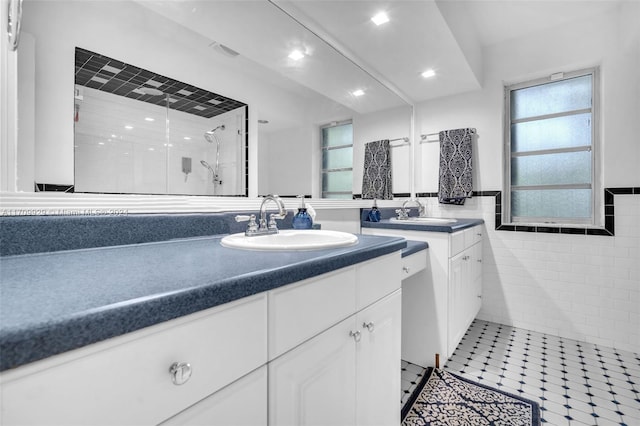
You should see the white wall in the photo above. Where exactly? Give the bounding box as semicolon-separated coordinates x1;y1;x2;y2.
353;105;413;196
260;125;314;196
415;6;640;353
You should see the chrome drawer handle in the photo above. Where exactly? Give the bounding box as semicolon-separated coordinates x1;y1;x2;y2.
363;322;375;332
349;330;362;342
169;362;192;385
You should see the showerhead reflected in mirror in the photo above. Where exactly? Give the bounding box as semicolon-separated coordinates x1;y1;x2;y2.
73;48;248;196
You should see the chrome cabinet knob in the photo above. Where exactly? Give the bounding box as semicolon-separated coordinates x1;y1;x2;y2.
169;362;192;385
349;330;362;342
402;266;410;274
363;322;375;332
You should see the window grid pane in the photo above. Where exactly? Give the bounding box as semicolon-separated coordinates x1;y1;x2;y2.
322;146;353;171
322;123;353;148
510;74;592;120
511;151;592;187
511;112;592;153
511;189;592;219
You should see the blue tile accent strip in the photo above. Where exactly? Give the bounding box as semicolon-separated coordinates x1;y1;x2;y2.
0;233;406;371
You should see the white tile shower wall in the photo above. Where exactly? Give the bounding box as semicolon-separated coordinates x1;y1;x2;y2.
422;195;640;354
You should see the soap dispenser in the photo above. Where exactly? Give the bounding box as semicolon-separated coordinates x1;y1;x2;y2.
367;199;381;222
292;195;313;229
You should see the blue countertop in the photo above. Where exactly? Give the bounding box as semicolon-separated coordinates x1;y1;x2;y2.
0;233;406;372
362;217;484;232
360;208;484;233
402;240;429;257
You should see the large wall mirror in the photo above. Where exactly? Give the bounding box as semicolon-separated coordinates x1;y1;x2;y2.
15;0;411;200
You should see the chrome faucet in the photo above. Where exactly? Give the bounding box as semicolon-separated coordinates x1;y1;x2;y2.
236;194;288;236
395;198;427;220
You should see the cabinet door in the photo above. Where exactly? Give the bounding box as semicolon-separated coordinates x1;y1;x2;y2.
470;242;483;317
159;366;267;426
356;290;402;426
447;252;466;356
269;316;357;426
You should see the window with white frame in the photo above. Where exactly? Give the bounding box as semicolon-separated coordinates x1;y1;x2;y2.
321;120;353;199
504;68;598;225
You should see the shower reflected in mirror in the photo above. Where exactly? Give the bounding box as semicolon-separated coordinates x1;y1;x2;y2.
73;48;248;196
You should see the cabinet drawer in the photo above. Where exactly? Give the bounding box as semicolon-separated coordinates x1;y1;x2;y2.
1;295;267;426
401;250;427;280
464;225;483;247
268;267;356;360
356;252;401;310
450;230;465;257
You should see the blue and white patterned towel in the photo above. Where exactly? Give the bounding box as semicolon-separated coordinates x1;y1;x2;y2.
438;128;474;205
362;139;392;200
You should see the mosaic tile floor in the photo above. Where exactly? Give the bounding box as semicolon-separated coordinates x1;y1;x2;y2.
401;319;640;425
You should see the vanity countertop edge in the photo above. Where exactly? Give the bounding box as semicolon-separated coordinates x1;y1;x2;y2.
362;218;485;232
0;233;406;372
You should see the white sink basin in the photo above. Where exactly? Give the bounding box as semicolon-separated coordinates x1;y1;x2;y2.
390;217;458;224
221;229;359;251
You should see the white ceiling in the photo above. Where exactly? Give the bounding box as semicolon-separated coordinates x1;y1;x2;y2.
281;0;623;104
139;0;623;111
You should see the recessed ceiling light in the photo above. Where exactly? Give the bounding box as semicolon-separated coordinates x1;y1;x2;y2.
288;50;305;61
371;12;389;26
184;136;192;140
90;76;109;84
352;89;365;97
144;117;155;122
124;125;133;130
421;69;436;78
98;142;105;145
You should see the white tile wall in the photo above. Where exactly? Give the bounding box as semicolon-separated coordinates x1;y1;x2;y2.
422;194;640;354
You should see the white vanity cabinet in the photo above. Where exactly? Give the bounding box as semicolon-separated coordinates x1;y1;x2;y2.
447;226;483;355
0;252;402;426
268;253;402;426
362;224;483;367
0;294;268;426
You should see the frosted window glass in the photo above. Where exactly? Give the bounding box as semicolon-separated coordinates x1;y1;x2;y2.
322;123;353;148
322;170;352;192
511;151;591;186
511;75;592;120
511;189;592;219
323;147;353;170
511;113;591;153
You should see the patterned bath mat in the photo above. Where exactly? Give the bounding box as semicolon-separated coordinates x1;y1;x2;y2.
402;368;541;426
